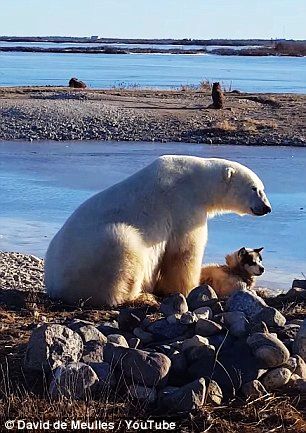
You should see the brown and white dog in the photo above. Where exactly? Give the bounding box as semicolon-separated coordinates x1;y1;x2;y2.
200;247;264;298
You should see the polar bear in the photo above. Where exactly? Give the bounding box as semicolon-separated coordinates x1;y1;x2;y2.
45;156;271;307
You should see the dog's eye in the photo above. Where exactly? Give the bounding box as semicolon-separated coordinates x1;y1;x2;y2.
252;187;257;191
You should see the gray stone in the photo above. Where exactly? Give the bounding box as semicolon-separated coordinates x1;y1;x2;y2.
261;367;292;390
82;341;104;363
285;286;306;301
247;332;290;368
241;380;268;399
133;327;154;344
278;324;300;341
293;355;306;379
185;344;215;364
107;334;129;347
160;293;188;316
181;335;209;352
128;385;157;403
118;308;146;332
187;285;218;311
97;321;120;336
293;319;306;361
252;307;286;328
24;324;83;372
49;362;98;399
90;361;116;388
226;289;267;318
193;306;212;319
128;337;140;349
216;312;249;337
295;378;306;393
147;319;188;340
104;344;171;387
166;314;182;324
69;322;107;344
206;380;223;405
180;311;198;325
195;319;223;337
292;279;306;290
158;378;206;413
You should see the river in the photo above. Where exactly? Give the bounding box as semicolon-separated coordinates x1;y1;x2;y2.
0;51;306;93
0;141;305;291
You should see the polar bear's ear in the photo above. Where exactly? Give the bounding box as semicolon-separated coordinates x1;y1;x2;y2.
224;167;236;182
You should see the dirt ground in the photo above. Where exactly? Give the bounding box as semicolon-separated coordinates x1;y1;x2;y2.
0;86;305;145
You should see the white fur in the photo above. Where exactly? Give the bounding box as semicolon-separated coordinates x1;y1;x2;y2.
45;155;271;306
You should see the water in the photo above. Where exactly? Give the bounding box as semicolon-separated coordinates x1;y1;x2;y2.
0;141;305;291
0;51;305;93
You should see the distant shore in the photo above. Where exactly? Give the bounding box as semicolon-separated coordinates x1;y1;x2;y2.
0;86;305;146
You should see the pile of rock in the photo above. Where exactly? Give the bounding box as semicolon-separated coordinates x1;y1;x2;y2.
24;284;306;413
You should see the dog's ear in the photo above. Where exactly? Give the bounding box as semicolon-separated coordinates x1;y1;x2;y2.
238;247;247;257
254;247;264;253
223;167;236;183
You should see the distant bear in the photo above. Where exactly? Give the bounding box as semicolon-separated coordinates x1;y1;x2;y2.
212;82;224;109
68;77;87;89
45;156;271;307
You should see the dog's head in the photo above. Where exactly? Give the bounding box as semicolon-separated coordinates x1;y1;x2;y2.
226;247;265;276
237;247;264;276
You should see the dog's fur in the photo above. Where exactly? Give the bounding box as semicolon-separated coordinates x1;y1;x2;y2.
200;247;264;298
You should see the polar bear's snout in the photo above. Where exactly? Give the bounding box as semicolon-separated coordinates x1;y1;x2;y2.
250;189;272;216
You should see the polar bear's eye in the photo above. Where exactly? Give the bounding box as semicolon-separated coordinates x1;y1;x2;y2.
252;187;257;191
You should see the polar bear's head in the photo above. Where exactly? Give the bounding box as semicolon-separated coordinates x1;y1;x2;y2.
208;159;272;217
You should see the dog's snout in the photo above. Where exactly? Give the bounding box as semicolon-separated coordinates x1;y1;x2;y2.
259;266;265;275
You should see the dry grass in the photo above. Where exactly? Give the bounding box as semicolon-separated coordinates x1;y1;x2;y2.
241;118;278;133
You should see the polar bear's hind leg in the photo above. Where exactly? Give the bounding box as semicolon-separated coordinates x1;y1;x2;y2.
97;223;146;306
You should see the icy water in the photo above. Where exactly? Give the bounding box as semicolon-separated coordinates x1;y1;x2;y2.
0;51;306;93
0;141;305;291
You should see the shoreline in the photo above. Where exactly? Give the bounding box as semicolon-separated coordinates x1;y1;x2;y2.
0;86;305;146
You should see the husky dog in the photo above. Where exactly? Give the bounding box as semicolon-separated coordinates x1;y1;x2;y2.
200;247;264;298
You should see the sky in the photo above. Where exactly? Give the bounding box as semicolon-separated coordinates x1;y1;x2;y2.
1;0;305;40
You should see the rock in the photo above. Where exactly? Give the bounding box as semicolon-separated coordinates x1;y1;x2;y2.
261;367;292;390
181;335;209;352
293;319;306;361
206;380;223;405
24;324;83;372
195;319;223;337
247;332;290;368
128;337;140;349
97;321;120;336
107;334;129;347
90;361;116;388
226;289;266;318
166;314;182;324
241;380;268;399
187;285;218;311
70;323;107;344
295;378;306;393
133;327;154;344
188;337;264;397
216;312;249;337
158;378;206;413
292;279;306;290
180;311;198;324
160;293;188;316
82;341;104;363
0;289;26;310
185;344;215;364
147;319;188;340
103;344;171;387
291;355;306;379
285;286;306;301
193;306;212;319
128;385;157;403
69;77;87;89
168;351;188;386
252;307;286;328
49;362;98;399
118;308;147;332
278;324;300;341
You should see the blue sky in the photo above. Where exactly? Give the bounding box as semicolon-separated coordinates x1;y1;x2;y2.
1;0;305;39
